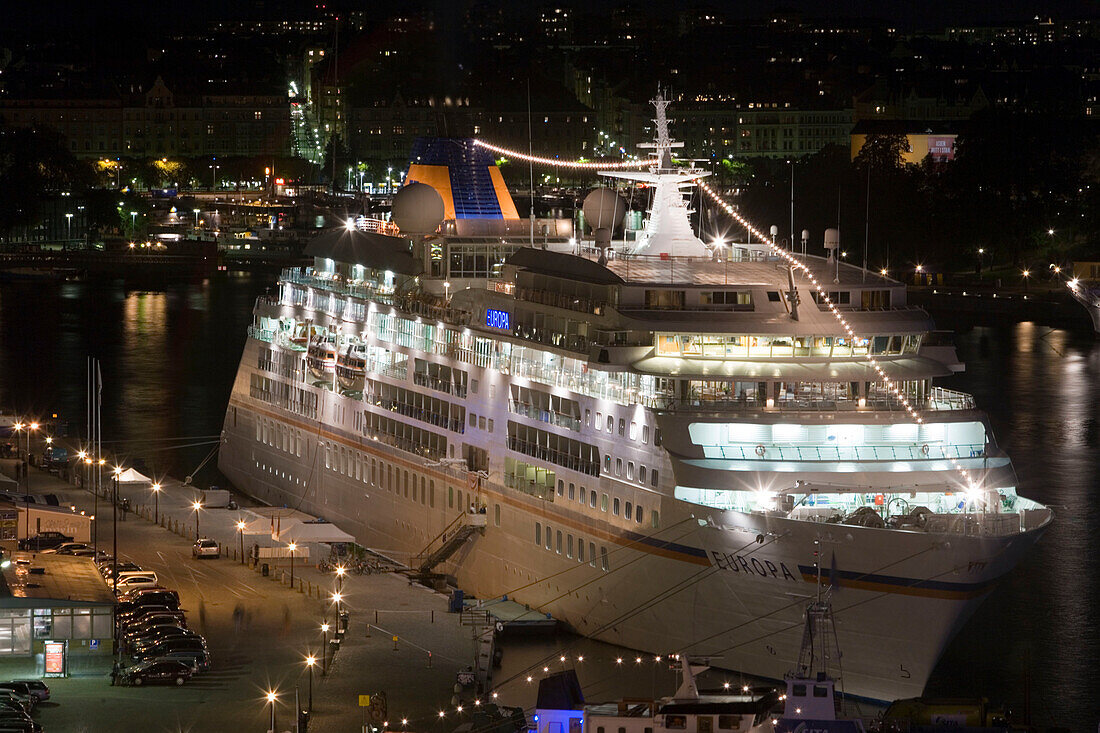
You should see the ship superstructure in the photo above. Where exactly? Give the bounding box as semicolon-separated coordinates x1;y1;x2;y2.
219;100;1051;703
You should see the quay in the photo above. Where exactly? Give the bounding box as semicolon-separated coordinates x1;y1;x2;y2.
0;453;505;732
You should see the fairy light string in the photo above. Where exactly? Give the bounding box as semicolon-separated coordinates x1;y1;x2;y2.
472;140;650;170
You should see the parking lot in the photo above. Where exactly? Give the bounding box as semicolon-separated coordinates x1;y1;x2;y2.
0;464;479;732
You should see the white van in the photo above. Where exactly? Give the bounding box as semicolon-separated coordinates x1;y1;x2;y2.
116;570;158;583
113;575;159;593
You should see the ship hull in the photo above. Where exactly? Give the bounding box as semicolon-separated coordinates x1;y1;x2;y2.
219;340;1047;702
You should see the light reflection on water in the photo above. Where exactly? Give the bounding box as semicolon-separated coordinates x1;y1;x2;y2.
0;281;1095;725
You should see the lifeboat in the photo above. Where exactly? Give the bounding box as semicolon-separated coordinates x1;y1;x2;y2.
336;343;367;393
307;334;337;379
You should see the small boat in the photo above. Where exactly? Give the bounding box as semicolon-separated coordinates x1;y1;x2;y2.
307;333;337;379
336;343;367;393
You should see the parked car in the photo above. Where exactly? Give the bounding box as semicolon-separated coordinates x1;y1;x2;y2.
0;686;35;711
17;532;73;551
191;538;220;559
6;681;47;703
117;598;181;620
157;649;211;673
115;570;158;583
117;588;180;607
132;636;208;662
100;561;141;578
41;542;90;555
122;616;186;641
0;711;40;733
130;627;201;653
118;660;193;687
112;575;159;594
0;696;29;716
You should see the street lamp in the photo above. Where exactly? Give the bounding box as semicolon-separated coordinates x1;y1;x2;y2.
129;211;137;235
237;520;246;564
305;655;316;711
112;465;123;595
320;622;330;675
65;213;73;242
266;690;278;733
191;501;202;540
332;591;343;620
335;565;345;595
151;483;161;525
14;421;37;540
193;208;201;229
288;542;297;587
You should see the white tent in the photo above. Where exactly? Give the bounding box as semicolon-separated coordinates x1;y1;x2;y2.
274;521;355;544
116;467;153;486
237;512;279;536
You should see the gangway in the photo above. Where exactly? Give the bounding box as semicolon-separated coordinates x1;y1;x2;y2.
413;510;487;574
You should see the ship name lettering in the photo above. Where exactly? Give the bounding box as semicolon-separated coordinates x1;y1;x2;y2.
710;551;797;582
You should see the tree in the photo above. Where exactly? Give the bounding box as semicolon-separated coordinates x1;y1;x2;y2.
0;124;92;237
855;133;910;172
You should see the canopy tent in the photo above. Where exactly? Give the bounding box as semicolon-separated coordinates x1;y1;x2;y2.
237;513;280;536
116;467;153;486
274;521;355;544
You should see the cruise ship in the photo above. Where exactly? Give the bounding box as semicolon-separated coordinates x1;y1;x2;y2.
218;99;1052;702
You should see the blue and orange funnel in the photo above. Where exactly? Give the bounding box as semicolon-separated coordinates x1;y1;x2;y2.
405;138;519;221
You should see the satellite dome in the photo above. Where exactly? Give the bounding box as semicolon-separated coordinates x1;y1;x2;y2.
582;188;626;234
392;182;445;235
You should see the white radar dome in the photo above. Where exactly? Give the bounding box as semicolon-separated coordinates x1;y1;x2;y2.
392;182;445;235
582;188;627;233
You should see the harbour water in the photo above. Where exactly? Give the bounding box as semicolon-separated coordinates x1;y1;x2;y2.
0;273;1095;727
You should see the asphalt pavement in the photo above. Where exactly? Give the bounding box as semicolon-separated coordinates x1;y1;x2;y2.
2;464;479;733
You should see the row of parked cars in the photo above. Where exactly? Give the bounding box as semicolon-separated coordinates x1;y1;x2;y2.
0;680;48;732
98;558;210;686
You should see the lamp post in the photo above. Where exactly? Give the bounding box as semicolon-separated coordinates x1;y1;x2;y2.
210;157;218;191
237;520;246;564
77;450;87;490
129;211;137;236
335;565;345;595
1022;268;1031;293
96;458;105;552
305;655;316;711
65;213;73;242
191;501;202;540
151;483;160;525
193;208;201;229
320;622;330;675
14;421;38;540
288;542;297;587
266;690;277;733
112;466;122;595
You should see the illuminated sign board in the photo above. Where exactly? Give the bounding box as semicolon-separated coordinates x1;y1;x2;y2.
928;136;956;161
44;641;65;676
486;309;510;331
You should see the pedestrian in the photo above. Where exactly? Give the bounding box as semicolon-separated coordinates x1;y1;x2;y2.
110;660;120;686
233;604;244;634
198;599;207;633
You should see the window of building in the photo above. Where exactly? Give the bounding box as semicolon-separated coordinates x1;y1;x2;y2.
494;504;501;526
615;458;622;476
625;501;633;519
639;466;647;484
613;498;620;516
535;522;542;545
558;480;564;497
568;483;575;500
636;505;643;523
651;469;659;488
567;535;573;558
618;419;625;437
630;421;638;440
600;546;609;571
589;542;597;567
606;415;614;433
600;493;608;512
627;462;634;480
556;530;562;554
589;490;597;508
577;540;585;562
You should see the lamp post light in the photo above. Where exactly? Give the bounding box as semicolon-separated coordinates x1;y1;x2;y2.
14;421;38;540
266;690;278;733
65;213;73;242
237;520;246;564
1022;268;1031;293
77;450;87;489
191;501;202;539
129;211;137;236
151;483;160;525
193;208;201;229
334;565;345;595
210;157;218;191
96;458;104;551
332;591;343;621
112;466;123;594
320;622;330;675
288;542;297;587
305;655;316;711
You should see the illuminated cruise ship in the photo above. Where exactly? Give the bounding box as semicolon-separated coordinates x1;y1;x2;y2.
219;99;1051;702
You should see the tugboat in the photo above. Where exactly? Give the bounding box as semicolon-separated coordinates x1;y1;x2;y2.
772;595;867;733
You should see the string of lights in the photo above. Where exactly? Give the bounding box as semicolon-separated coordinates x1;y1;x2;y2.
472;140;650;169
694;178;982;493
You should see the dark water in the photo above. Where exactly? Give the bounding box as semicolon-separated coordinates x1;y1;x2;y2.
1;276;1096;728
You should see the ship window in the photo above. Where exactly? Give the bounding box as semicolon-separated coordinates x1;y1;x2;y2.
371;459;376;486
767;291;781;302
469;413;476;427
545;525;552;550
629;421;638;440
585;410;591;427
613;498;620;516
421;477;427;503
535;522;541;545
495;504;500;526
615;458;622;476
639;466;647;484
618;419;625;436
487;419;494;433
600;546;609;571
429;481;435;508
449;486;454;508
600;494;608;512
643;425;650;443
589;490;596;508
471;379;478;394
654;428;662;446
651;469;659;487
403;471;409;498
627;462;634;480
589;542;596;566
604;455;611;472
606;415;614;433
596;411;602;427
813;686;829;697
636;505;643;523
698;718;712;733
557;480;564;496
479;417;486;430
625;501;633;518
718;717;738;730
792;684;807;696
567;535;573;558
556;530;562;553
577;540;585;562
568;483;575;500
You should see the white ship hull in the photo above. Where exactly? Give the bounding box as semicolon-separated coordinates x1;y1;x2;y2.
219;335;1047;702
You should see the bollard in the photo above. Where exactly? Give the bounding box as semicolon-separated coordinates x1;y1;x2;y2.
393;635;399;651
427;651;432;668
431;610;434;624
